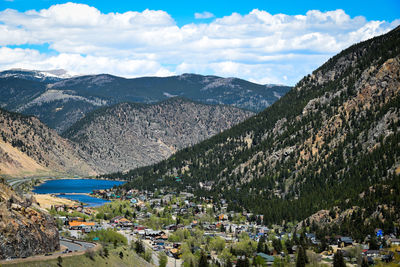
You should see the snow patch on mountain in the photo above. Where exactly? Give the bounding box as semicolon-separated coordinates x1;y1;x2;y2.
163;92;178;98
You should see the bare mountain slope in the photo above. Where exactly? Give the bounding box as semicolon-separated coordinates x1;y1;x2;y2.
0;108;96;177
63;98;254;173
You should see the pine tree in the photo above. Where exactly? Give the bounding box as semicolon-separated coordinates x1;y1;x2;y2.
257;235;265;253
333;250;346;267
361;257;368;267
296;246;307;267
199;250;208;267
135;239;145;254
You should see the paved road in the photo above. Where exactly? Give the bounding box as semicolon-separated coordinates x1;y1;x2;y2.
59;238;95;253
7;177;33;188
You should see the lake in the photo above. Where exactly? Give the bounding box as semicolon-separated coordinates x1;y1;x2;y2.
33;179;125;207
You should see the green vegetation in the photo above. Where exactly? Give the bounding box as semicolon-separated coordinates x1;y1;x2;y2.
95;200;135;221
158;251;168;267
84;229;127;246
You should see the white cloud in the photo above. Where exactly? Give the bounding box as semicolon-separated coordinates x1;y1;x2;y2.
194;11;215;19
0;3;398;85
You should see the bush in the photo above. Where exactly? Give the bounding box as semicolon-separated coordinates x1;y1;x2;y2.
85;229;127;245
85;248;96;261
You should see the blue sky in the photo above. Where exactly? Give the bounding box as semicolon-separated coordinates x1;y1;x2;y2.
2;0;399;23
0;0;399;85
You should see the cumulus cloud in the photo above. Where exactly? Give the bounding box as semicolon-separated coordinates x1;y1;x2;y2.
194;11;215;19
0;3;398;84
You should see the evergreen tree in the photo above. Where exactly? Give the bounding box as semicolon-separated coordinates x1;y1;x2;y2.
264;242;270;255
272;238;282;253
333;250;346;267
361;257;369;267
296;246;306;267
369;236;379;250
257;235;265;253
135;239;145;254
199;250;208;267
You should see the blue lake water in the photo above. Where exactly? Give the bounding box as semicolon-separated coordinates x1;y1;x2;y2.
57;194;110;207
33;179;125;207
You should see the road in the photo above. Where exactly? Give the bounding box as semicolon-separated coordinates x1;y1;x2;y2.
0;237;98;265
7;177;33;188
59;238;95;253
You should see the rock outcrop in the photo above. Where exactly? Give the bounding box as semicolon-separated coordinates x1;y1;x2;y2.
0;181;59;259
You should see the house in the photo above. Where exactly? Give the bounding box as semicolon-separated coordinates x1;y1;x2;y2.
69;221;96;230
69;216;84;222
364;250;381;258
389;238;400;246
256;253;275;265
110;216;125;224
118;218;132;227
338;236;353;247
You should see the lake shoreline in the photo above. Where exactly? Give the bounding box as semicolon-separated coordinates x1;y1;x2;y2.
32;178;125;207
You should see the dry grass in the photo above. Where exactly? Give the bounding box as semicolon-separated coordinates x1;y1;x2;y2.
0;140;48;177
33;194;79;210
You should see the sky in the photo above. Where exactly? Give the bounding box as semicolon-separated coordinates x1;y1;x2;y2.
0;0;399;85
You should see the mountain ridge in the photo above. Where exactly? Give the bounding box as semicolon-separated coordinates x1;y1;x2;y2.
0;71;291;132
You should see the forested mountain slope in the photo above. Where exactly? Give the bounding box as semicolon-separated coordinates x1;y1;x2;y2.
0;108;96;177
109;26;400;231
63;98;254;173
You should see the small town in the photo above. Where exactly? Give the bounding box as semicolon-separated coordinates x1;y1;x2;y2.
42;186;400;267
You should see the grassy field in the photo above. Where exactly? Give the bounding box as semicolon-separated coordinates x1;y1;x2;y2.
3;246;153;267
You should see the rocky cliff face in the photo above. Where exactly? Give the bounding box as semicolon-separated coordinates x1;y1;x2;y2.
0;108;96;177
0;181;59;259
63;98;254;173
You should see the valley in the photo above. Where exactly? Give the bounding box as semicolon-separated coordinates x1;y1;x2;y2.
0;4;399;266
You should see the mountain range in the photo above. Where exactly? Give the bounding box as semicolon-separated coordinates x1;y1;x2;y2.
0;70;290;133
110;26;400;234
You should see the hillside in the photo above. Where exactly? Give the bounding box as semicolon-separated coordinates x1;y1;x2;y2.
0;71;290;132
0;181;59;259
0;108;96;177
110;26;400;233
63;98;254;173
